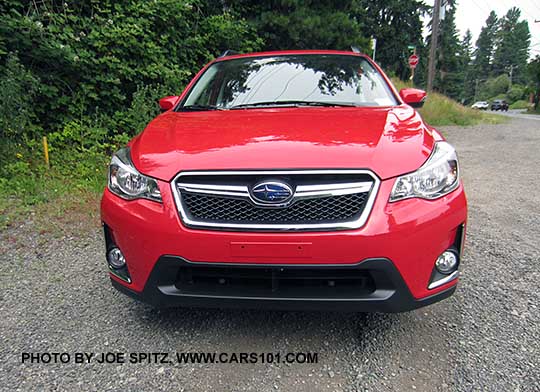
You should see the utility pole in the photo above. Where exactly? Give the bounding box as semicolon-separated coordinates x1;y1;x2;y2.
508;64;513;91
427;0;442;92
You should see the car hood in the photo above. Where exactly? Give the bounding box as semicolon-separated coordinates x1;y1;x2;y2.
130;106;437;181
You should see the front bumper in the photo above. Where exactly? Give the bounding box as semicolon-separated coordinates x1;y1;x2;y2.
110;256;457;312
101;177;467;312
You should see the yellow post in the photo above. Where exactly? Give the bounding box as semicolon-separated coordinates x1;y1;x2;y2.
43;136;50;169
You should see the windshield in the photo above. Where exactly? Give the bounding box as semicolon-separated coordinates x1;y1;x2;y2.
179;55;398;110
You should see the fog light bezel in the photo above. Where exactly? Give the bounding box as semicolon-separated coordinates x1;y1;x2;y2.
103;224;132;284
428;248;460;290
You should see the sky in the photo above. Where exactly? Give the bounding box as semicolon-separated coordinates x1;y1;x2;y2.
427;0;540;59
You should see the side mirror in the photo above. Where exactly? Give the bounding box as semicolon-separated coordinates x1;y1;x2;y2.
399;88;427;108
159;96;180;112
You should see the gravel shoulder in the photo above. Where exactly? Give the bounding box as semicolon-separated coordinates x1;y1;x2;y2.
1;118;538;391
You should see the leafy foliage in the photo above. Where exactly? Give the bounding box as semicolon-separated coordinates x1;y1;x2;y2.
0;0;264;216
0;54;40;140
0;0;263;137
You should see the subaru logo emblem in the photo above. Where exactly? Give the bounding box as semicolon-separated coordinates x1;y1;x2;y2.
250;181;294;205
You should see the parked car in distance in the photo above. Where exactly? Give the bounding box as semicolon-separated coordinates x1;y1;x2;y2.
101;50;467;312
471;101;489;110
491;99;508;111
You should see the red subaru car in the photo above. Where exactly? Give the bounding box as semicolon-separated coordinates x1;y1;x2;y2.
101;50;467;312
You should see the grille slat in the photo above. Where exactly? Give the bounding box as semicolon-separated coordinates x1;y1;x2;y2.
171;170;379;231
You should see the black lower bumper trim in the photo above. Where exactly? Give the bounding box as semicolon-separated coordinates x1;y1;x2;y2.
111;256;457;312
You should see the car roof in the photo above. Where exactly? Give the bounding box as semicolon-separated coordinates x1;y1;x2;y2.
214;50;365;62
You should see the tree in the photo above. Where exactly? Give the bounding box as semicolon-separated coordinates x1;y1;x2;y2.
528;56;540;110
350;0;428;78
435;4;462;100
225;1;371;52
227;0;428;80
459;29;475;103
492;7;531;85
473;11;498;77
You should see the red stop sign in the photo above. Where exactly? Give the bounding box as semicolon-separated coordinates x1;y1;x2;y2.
408;54;419;68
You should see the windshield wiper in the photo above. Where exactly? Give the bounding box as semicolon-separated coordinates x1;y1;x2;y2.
230;100;358;109
179;104;226;111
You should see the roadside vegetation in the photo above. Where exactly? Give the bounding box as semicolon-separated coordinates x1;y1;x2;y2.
413;7;537;111
0;1;538;230
420;92;505;126
392;79;504;126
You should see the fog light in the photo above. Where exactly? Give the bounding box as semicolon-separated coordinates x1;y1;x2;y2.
107;247;126;269
435;251;458;274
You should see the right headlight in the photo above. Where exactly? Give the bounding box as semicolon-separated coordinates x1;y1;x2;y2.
108;147;162;202
389;141;459;202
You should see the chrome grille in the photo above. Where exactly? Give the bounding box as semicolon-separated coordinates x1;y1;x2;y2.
171;170;380;231
182;192;368;223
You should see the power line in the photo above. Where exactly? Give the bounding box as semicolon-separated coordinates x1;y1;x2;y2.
470;0;489;14
476;0;495;14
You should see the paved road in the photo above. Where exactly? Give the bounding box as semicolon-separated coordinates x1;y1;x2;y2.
493;109;540;121
1;118;539;391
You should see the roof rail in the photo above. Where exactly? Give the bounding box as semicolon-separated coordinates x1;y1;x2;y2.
218;50;240;58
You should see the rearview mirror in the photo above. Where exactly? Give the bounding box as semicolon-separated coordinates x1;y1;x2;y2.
159;96;180;112
399;88;427;108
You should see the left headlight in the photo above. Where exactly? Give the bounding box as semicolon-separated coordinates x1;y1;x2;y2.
390;141;459;202
108;147;162;202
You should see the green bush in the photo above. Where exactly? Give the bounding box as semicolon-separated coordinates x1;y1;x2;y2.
0;0;263;136
507;85;526;103
0;54;40;140
509;100;530;110
0;1;265;216
478;75;510;101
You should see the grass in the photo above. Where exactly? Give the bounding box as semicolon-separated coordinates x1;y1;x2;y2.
392;79;506;127
0;147;107;234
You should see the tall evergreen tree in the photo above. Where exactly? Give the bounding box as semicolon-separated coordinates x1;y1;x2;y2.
227;0;428;79
473;11;498;77
435;4;462;100
492;7;531;84
459;29;475;103
224;1;370;52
